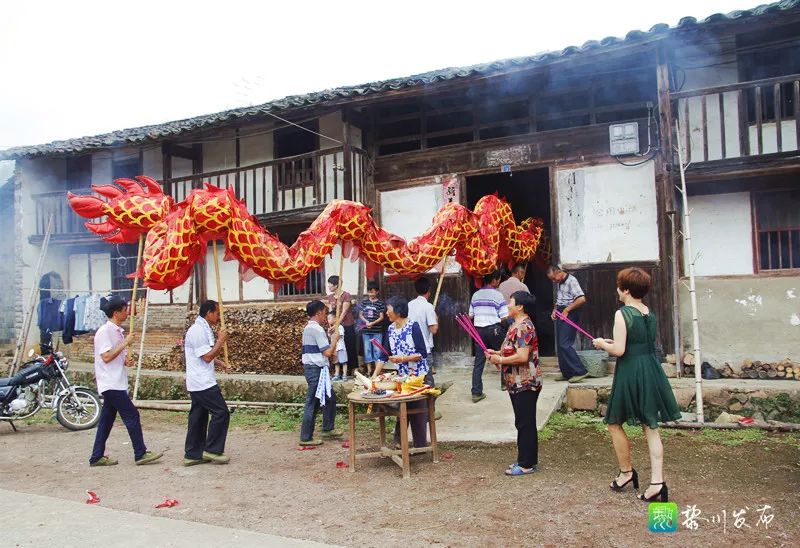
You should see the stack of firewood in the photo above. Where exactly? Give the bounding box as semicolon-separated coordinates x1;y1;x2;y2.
682;354;799;380
734;359;799;380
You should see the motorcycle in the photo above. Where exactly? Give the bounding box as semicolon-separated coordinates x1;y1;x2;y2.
0;342;101;431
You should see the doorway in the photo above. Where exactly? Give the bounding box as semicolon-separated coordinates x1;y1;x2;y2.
466;168;555;356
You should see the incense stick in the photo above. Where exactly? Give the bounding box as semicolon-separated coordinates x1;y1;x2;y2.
455;314;487;351
554;309;595;341
369;337;391;357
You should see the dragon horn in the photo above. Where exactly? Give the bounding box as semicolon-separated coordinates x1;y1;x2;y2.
135;175;163;195
91;184;124;199
115;178;146;194
68;193;109;219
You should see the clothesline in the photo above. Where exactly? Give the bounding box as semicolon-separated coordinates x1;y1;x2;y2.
30;287;140;294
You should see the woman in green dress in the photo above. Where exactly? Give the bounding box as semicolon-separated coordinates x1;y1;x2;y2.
592;267;681;502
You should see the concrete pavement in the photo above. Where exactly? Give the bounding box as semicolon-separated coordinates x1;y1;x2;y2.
0;488;334;548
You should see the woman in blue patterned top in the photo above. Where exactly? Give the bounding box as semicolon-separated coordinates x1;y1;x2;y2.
486;291;542;476
379;296;432;449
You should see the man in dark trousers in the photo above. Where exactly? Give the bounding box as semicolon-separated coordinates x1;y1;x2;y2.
89;296;162;467
468;270;509;403
183;300;231;465
547;265;589;383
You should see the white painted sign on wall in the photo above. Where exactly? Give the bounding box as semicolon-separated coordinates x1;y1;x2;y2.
557;161;659;264
380;184;460;274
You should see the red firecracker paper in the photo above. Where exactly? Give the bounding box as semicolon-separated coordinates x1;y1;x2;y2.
155;498;179;509
86;491;100;504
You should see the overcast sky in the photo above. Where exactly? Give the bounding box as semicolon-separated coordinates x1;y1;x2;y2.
0;0;760;150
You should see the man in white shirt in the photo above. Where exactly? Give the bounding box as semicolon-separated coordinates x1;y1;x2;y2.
468;271;509;403
183;300;231;466
89;296;162;467
407;277;438;373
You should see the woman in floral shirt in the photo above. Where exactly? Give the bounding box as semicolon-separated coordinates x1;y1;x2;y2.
486;291;542;476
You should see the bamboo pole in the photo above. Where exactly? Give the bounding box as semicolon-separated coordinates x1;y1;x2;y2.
212;240;230;366
129;234;145;333
332;246;346;331
432;255;448;309
675;119;704;423
11;215;54;375
132;288;150;401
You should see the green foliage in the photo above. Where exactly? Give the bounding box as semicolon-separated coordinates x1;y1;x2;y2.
698;428;766;447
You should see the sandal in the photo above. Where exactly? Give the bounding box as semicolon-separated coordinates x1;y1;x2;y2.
610;469;639;491
505;464;536;476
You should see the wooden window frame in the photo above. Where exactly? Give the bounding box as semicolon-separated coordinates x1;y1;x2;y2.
751;189;800;274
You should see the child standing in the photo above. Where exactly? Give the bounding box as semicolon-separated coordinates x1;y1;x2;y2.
331;323;348;381
359;281;386;376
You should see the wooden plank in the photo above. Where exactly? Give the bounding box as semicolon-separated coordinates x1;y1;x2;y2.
755;86;763;155
775;83;782;153
701;94;709;161
737;89;750;157
670;72;800;99
795;81;800;153
719;93;726;159
343;108;353;200
322;154;327;203
261;166;266;214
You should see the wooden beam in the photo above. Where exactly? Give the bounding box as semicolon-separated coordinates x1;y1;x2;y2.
162;142;198;160
342;108;353;200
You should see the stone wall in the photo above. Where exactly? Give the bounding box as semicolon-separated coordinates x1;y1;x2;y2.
564;383;800;423
0;176;16;343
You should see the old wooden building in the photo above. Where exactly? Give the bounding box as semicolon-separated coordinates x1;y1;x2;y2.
3;1;799;365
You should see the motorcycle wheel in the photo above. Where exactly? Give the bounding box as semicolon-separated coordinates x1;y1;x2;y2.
56;388;101;431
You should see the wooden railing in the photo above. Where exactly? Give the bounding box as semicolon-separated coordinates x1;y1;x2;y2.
672;74;800;163
31;146;370;237
32;188;103;238
166;146;369;214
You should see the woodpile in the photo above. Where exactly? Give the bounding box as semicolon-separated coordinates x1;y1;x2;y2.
681;354;799;380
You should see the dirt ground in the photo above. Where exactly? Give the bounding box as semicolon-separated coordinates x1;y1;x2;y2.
1;410;798;547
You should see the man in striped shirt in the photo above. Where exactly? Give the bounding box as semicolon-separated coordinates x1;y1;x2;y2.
300;300;343;446
547;265;588;382
468;270;509;403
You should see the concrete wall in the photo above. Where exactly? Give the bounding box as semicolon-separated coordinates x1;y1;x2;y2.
680;276;800;366
684;192;753;276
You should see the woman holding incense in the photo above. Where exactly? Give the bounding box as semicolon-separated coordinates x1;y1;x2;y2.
486;291;541;476
592;267;681;502
377;296;432;448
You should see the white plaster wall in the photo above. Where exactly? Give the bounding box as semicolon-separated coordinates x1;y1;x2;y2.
323;244;360;296
379;184;460;274
748;121;799;155
205;244;243;302
319;112;343;151
556;161;659;264
68;253;112;292
203;133;237;172
684;192;754;276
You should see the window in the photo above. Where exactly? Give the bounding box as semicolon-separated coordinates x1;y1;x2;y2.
754;190;800;271
65;155;91;190
112;156;141;180
274;122;318;207
110;244;139;301
273;224;325;298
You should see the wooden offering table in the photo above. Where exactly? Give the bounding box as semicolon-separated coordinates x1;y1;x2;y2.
346;391;439;479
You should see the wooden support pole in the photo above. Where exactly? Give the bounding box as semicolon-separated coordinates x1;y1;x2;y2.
11;215;54;375
333;246;346;331
132;288;150;401
212;240;231;366
432;255;448;309
129;234;145;333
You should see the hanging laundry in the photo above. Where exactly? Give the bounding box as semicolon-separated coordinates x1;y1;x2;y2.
61;297;76;344
74;294;88;332
82;293;106;331
37;297;62;333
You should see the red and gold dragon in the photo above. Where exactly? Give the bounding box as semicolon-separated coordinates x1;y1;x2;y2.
68;176;545;290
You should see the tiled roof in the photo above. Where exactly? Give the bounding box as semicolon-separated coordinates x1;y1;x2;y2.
2;0;798;160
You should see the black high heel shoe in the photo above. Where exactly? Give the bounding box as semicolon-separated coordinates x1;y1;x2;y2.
610;469;639;491
639;482;669;502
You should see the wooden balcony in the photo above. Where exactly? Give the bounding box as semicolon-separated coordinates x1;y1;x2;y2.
30;146;370;242
672;74;800;179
